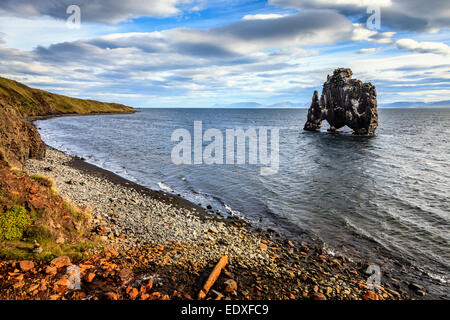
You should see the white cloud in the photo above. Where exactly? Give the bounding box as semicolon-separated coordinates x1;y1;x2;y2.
0;16;117;50
350;53;450;78
270;0;391;9
80;10;352;59
351;24;377;41
0;9;356;107
270;47;319;57
0;0;193;24
270;0;450;32
242;14;289;20
0;1;448;107
347;53;450;102
396;39;450;56
395;89;450;103
213;10;353;52
370;32;396;44
351;24;395;44
357;48;379;54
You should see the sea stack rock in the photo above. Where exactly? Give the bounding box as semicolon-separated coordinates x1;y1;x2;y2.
304;90;323;131
304;68;378;135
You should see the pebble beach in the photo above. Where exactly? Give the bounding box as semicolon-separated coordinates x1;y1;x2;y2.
12;146;411;300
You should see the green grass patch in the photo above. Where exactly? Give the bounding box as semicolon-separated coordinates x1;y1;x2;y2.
0;239;96;262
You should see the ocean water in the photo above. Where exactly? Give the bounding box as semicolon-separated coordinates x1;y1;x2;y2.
35;108;450;298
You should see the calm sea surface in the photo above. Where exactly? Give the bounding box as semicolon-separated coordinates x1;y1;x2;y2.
35;108;450;298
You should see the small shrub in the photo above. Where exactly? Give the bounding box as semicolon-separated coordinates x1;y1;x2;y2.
0;206;34;241
30;174;53;188
24;225;53;243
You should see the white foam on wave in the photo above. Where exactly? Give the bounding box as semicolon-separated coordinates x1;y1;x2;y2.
322;242;355;261
158;182;176;193
157;180;244;220
425;271;449;284
224;203;241;217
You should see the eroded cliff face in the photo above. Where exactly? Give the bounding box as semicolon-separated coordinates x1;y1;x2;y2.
0;76;134;169
304;68;378;135
0;100;46;168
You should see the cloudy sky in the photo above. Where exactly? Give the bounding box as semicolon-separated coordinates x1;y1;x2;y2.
0;0;449;107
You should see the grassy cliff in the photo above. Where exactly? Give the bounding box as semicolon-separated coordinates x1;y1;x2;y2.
0;76;135;168
0;76;135;118
0;77;131;262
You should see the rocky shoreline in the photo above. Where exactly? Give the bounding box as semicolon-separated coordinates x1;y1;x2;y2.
4;146;410;300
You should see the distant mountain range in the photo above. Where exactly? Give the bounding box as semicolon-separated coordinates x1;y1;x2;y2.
380;100;450;108
215;100;450;109
214;101;308;108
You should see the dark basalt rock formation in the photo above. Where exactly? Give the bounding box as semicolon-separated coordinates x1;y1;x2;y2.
304;90;323;132
304;68;378;135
